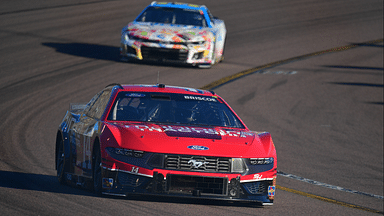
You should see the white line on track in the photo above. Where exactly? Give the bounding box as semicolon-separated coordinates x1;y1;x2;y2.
277;170;384;199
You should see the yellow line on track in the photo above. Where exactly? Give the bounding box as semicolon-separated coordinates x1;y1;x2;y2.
276;185;383;214
200;38;383;90
199;38;384;213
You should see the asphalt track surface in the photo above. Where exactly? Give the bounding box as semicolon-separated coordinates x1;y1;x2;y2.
0;0;383;215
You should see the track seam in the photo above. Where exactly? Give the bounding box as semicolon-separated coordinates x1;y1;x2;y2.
200;38;383;91
278;170;384;199
276;185;383;214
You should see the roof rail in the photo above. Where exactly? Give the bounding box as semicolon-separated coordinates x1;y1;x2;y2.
105;83;123;89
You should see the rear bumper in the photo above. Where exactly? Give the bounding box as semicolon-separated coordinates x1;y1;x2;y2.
101;168;275;205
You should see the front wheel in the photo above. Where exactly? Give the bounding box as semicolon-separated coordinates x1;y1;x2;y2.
92;143;102;195
56;136;66;185
198;42;216;69
210;42;217;65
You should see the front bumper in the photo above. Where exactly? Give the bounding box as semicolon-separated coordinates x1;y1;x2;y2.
101;168;275;205
120;41;212;65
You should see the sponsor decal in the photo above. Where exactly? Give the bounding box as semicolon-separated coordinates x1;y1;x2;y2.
254;174;262;180
135;125;162;132
126;93;146;97
130;124;253;139
268;186;275;199
102;178;114;189
163;125;221;139
184;95;217;102
187;145;209;150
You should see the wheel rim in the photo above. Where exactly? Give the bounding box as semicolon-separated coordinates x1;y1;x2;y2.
93;148;102;194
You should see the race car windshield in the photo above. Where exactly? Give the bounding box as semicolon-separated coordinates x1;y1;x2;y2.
107;92;245;128
136;7;208;27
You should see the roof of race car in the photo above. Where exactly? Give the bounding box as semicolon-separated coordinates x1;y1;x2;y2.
150;1;207;10
107;84;215;96
134;2;212;28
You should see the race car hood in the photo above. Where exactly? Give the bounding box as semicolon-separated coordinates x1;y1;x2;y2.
123;22;213;43
101;122;275;158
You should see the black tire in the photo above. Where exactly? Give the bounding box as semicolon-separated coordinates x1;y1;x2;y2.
56;135;66;185
120;55;132;63
92;142;102;195
211;42;217;65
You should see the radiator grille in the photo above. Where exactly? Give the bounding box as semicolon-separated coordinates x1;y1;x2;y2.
167;174;227;195
141;47;188;62
165;155;231;173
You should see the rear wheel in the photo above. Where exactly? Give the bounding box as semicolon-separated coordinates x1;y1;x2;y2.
120;43;135;63
92;142;102;195
56;135;66;184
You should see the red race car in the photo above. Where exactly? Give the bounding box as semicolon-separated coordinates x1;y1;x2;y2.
55;84;277;205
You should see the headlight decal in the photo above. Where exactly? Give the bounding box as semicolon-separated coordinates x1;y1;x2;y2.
105;147;152;169
114;148;144;158
249;158;274;165
245;158;275;175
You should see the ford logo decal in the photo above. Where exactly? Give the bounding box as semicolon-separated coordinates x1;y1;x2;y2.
187;145;209;150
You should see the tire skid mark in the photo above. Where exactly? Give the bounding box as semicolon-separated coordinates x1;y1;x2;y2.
0;1;117;16
0;61;113;105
